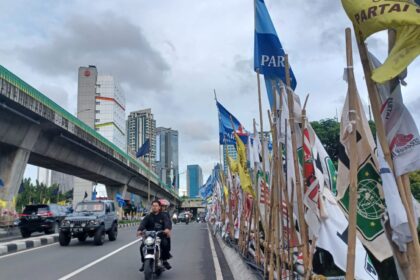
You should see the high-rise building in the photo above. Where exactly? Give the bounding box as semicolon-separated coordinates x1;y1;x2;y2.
37;167;51;186
223;144;237;174
156;127;179;191
187;165;203;198
95;75;126;151
51;171;74;194
74;66;126;205
36;167;73;193
127;109;156;169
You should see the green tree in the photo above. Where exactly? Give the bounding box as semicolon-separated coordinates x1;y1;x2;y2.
310;118;340;165
409;171;420;201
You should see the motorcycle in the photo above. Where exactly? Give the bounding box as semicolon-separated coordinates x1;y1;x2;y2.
172;214;177;224
140;230;165;280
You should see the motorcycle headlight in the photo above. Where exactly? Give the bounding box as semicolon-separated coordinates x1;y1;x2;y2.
145;236;155;246
61;220;70;227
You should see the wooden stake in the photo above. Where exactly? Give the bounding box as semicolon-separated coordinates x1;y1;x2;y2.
344;27;359;280
285;54;310;275
256;71;269;234
355;27;420;272
388;27;419;278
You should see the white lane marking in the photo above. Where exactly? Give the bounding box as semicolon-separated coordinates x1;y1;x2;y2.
0;243;57;259
207;224;223;280
58;239;141;280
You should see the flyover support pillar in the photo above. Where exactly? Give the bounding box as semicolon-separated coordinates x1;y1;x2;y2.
0;147;31;204
0;124;40;212
106;185;127;220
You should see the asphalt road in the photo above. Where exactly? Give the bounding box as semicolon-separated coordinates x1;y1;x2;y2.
0;222;228;280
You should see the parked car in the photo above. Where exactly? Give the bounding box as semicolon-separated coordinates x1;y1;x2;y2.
19;204;68;238
58;200;118;246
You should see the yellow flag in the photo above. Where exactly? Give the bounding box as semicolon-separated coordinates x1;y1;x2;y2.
372;25;420;83
223;184;229;202
233;133;255;196
58;200;67;206
238;163;255;197
341;0;420;83
227;155;238;173
0;199;7;208
234;133;247;168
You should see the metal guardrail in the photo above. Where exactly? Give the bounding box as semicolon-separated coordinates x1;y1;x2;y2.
0;65;179;199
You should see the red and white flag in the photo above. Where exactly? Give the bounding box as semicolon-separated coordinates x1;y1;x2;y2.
370;54;420;176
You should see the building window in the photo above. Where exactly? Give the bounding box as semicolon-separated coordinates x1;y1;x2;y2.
95;101;100;105
95;110;100;113
95;119;100;122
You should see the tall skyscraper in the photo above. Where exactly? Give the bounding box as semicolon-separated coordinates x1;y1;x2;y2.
127;109;156;169
95;75;126;151
187;165;203;198
37;167;74;194
156;127;179;191
37;167;51;186
223;144;237;174
51;171;74;194
74;66;126;205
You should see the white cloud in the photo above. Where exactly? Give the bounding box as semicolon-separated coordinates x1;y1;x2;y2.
1;0;417;187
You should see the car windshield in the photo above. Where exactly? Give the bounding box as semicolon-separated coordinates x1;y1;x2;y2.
75;203;104;212
23;205;49;214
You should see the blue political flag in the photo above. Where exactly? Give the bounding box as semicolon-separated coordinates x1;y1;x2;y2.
115;192;126;207
254;0;297;90
199;164;220;199
216;101;248;145
0;178;4;189
91;186;97;200
136;139;150;158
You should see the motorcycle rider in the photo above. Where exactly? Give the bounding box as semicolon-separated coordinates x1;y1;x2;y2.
137;200;172;271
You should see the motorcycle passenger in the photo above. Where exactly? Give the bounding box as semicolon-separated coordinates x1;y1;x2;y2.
159;199;172;260
137;200;172;271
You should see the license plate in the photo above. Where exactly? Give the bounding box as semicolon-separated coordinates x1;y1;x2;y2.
72;228;82;232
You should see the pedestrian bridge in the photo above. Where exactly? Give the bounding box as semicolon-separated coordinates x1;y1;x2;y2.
0;65;180;207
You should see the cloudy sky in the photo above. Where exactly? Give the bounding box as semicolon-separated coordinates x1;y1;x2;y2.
2;0;418;192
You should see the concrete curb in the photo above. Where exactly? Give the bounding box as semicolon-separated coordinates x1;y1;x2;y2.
0;222;140;256
212;227;258;280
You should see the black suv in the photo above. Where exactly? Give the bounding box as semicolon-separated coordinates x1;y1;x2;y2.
19;204;68;238
59;200;118;246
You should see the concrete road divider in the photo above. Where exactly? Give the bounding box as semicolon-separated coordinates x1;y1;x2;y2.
0;222;139;256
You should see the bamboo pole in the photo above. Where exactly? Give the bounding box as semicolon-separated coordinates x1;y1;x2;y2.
224;144;235;239
256;71;269;234
283;114;296;276
253;119;262;266
285;54;310;274
267;82;278;280
355;27;420;273
276;96;286;280
301;93;313;280
270;84;282;280
388;27;420;278
344;27;359;280
263;81;277;277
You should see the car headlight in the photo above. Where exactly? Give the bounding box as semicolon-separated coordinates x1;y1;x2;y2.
145;236;155;246
89;220;99;226
61;220;70;227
